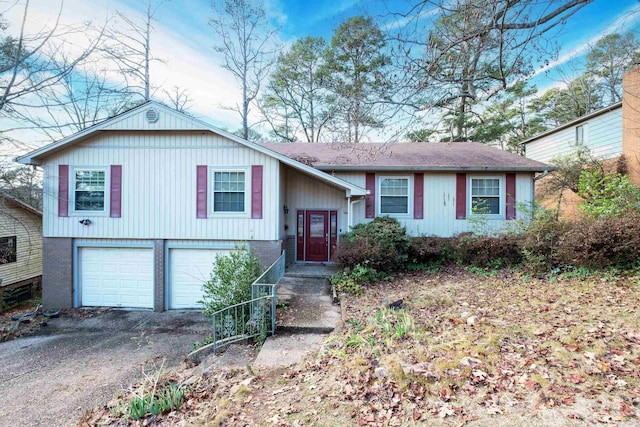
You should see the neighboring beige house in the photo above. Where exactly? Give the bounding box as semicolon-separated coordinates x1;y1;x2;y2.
522;65;640;216
0;193;42;305
16;101;550;312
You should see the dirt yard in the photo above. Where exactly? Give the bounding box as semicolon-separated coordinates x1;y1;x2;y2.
82;267;640;426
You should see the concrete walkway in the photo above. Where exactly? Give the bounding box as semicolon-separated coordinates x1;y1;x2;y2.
253;265;341;370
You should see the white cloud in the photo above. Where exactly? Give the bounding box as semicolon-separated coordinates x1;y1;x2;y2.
531;3;640;78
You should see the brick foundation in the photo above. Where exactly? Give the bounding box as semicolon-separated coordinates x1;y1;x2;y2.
42;237;73;310
153;240;165;312
249;240;283;267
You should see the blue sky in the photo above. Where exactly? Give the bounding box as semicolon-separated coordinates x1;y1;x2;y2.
3;0;640;148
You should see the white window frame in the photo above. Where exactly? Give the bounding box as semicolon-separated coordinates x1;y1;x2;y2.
377;175;412;217
575;124;585;145
71;166;110;216
469;175;504;218
209;167;250;218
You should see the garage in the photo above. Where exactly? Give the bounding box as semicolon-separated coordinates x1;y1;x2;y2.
168;248;231;309
79;247;154;309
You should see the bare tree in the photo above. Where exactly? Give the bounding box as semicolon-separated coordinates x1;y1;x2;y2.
392;0;591;138
103;0;166;102
0;0;105;113
163;85;193;113
210;0;279;140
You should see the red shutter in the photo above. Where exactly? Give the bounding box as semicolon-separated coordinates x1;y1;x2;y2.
365;173;376;218
455;173;466;220
110;165;122;218
58;165;69;217
414;173;424;219
506;173;516;220
251;165;263;219
196;165;207;218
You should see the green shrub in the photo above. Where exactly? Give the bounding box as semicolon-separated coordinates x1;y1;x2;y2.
331;264;389;296
199;245;263;317
577;169;640;218
334;217;410;272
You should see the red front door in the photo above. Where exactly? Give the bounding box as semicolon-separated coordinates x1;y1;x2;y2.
305;211;329;262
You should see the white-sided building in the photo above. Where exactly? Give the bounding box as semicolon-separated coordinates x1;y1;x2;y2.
16;101;551;311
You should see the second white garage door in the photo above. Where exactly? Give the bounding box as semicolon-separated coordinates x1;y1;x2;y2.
79;247;154;309
168;248;232;309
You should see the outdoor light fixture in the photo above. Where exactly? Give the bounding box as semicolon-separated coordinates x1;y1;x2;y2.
283;205;289;215
79;219;92;226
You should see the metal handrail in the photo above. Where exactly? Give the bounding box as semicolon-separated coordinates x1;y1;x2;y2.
211;250;285;354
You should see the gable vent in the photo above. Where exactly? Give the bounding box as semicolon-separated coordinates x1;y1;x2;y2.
145;108;159;123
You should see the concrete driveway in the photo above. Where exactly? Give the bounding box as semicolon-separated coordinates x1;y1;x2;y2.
0;310;211;427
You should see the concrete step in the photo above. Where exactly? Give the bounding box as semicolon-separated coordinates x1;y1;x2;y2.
276;294;341;332
277;277;331;297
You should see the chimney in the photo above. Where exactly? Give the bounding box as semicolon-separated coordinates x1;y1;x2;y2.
622;64;640;184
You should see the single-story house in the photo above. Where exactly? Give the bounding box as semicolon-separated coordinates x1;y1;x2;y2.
16;101;551;311
0;192;42;306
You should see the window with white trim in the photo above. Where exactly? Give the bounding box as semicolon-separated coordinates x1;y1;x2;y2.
470;177;501;215
212;170;247;213
576;124;584;144
379;177;409;214
73;168;107;213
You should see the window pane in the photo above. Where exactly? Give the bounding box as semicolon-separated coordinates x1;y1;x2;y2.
472;178;500;196
213;171;246;212
0;236;16;264
309;214;325;237
214;192;245;212
381;196;408;213
74;169;105;211
75;191;105;211
472;196;500;215
381;178;408;196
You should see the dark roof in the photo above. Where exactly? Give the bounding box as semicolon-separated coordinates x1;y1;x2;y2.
261;142;553;172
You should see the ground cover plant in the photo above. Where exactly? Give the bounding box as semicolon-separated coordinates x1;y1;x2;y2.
81;267;640;426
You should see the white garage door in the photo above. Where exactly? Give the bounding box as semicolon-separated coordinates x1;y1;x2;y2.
79;247;154;309
169;248;231;309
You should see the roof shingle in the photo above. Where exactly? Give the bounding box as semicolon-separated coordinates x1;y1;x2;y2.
261;142;553;172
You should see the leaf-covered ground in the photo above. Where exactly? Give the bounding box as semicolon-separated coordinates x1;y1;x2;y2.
83;268;640;426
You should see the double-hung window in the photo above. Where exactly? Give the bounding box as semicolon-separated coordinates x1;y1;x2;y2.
470;177;501;215
379;177;409;215
212;170;246;213
73;168;107;213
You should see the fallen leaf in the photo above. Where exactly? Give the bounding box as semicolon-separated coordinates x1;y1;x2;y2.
620;402;636;417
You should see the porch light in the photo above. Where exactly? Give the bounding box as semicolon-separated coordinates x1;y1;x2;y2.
283;205;289;215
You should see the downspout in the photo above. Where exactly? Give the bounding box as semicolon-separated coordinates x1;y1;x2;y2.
347;196;352;229
349;197;364;229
